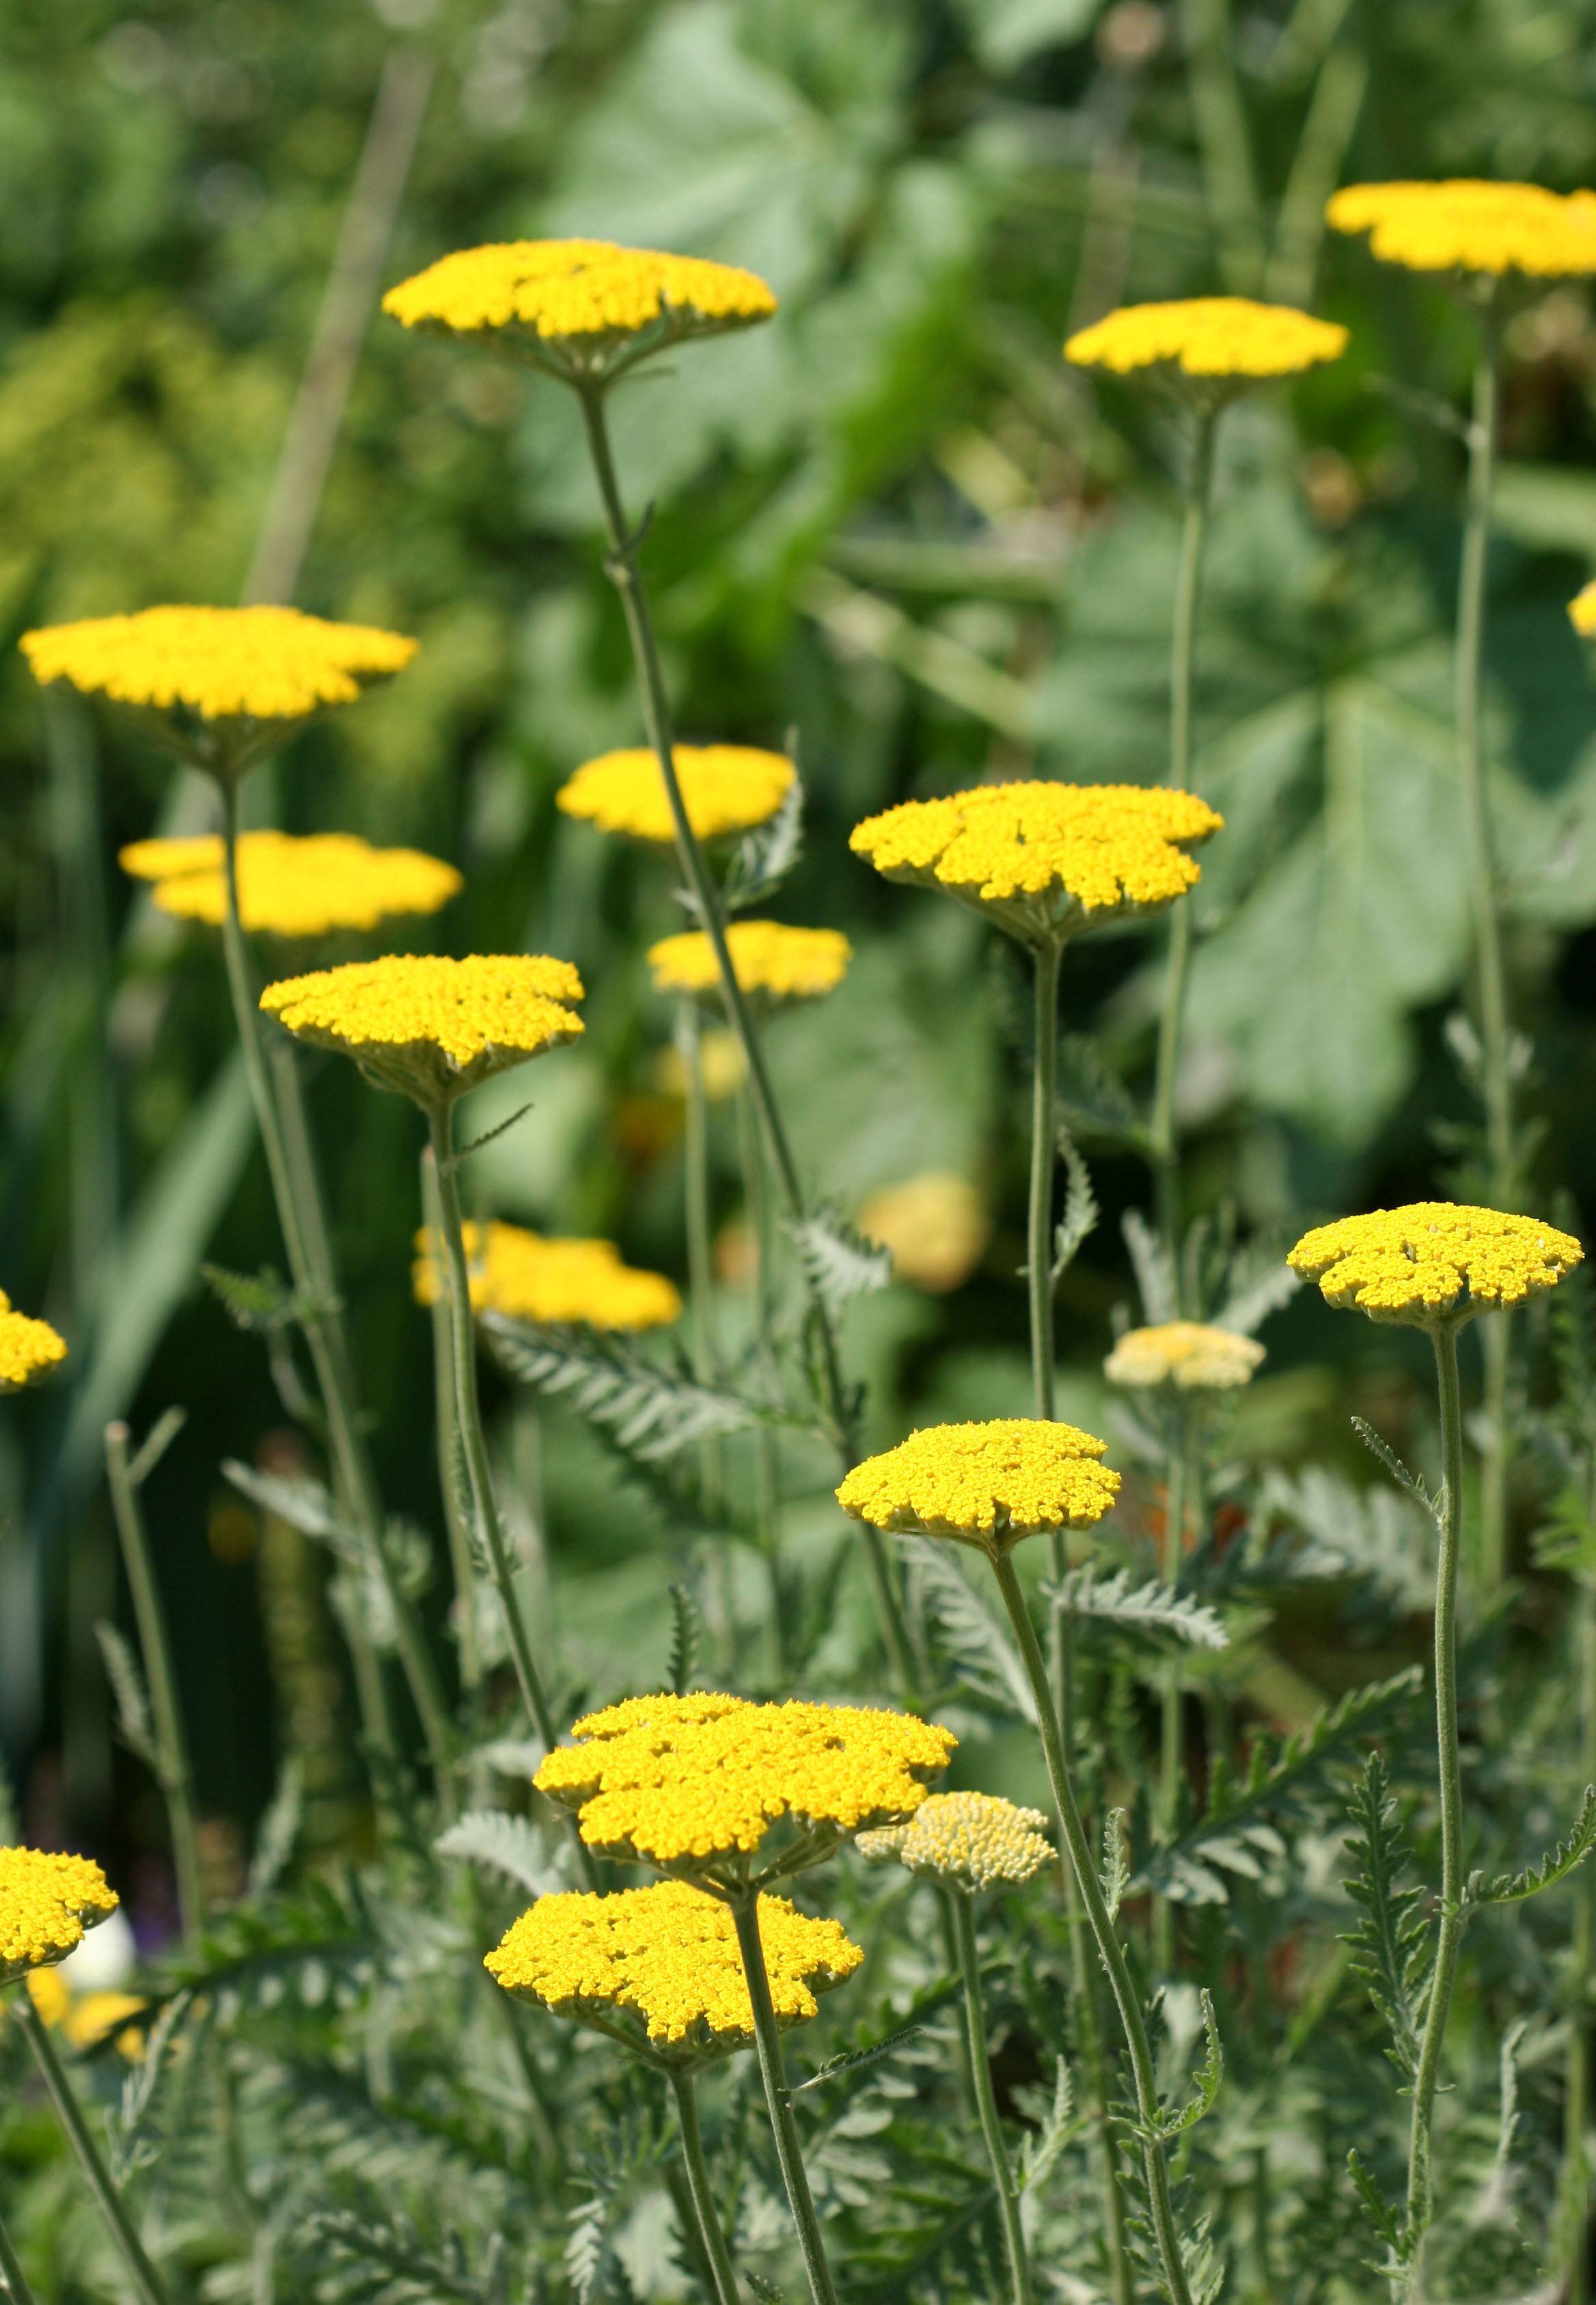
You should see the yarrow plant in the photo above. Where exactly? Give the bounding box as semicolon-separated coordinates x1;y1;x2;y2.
121;829;462;938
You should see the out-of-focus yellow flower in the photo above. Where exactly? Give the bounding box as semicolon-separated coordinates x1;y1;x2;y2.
559;746;795;844
0;1848;118;1985
850;781;1220;950
383;239;776;382
25;1969;145;2059
1065;298;1347;390
534;1693;954;1883
836;1419;1120;1558
1569;580;1596;636
486;1881;860;2064
1326;180;1596;279
857;1792;1051;1894
0;1292;68;1393
413;1220;680;1331
1104;1321;1265;1392
120;830;462;939
648;921;851;1005
651;1028;746;1104
858;1173;990;1294
260;953;583;1106
1288;1203;1582;1328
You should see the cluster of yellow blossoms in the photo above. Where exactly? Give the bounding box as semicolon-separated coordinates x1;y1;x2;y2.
648;921;851;1005
836;1418;1120;1555
25;1966;146;2060
486;1881;860;2060
0;1847;118;1985
1289;1203;1582;1326
122;830;462;939
1066;297;1348;382
858;1171;991;1295
414;1220;680;1331
535;1691;954;1877
559;745;795;844
0;1292;68;1393
1327;180;1596;279
1571;581;1596;637
857;1792;1052;1894
850;782;1221;948
260;953;584;1103
1104;1321;1265;1392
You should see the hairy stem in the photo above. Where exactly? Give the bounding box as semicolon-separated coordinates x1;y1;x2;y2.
678;1000;725;1537
1154;1412;1190;1978
728;1890;839;2305
18;1995;171;2305
421;1149;481;1693
948;1887;1033;2305
670;2068;743;2305
0;2202;40;2305
738;1080;790;1680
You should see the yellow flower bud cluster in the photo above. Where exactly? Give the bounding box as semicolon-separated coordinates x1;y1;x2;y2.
260;953;584;1104
0;1847;118;1984
121;830;462;939
558;746;795;844
1065;297;1347;381
1570;580;1596;637
648;921;852;1005
836;1419;1120;1555
857;1792;1052;1894
20;606;417;726
1327;180;1596;279
1103;1322;1265;1392
534;1691;955;1876
1288;1202;1582;1327
858;1172;991;1295
413;1220;680;1331
850;782;1221;949
0;1292;68;1393
486;1881;861;2061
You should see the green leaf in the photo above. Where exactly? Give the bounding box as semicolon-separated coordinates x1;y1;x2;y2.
1351;1416;1438;1517
1054;1034;1148;1149
789;1207;892;1314
907;1540;1036;1723
667;1581;702;1695
1340;1753;1429;2079
1122;1208;1179;1326
200;1260;300;1335
1017;2058;1079;2194
248;1756;305;1900
797;2021;927;2092
718;775;804;914
484;1315;773;1460
1347;2146;1408;2263
1100;1808;1130;1923
1142;1989;1222;2141
222;1458;361;1560
434;1810;561;1900
94;1619;157;1769
1049;1566;1229;1652
1474;1785;1596;1906
126;1404;187;1488
1050;1125;1098;1281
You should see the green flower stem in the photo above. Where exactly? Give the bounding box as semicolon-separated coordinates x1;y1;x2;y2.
737;1079;790;1678
424;1105;599;1890
0;2203;40;2305
1150;405;1219;1300
669;2068;743;2305
728;1889;839;2305
946;1886;1033;2305
1565;1559;1596;2304
217;787;456;1799
104;1422;204;1943
1404;1319;1469;2289
1153;1404;1194;1978
572;379;916;1704
18;1993;171;2305
677;1000;725;1537
990;1546;1195;2305
421;1149;481;1693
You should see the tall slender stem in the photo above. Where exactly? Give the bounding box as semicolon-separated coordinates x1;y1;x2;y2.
1028;940;1062;1430
421;1149;481;1693
1151;406;1218;1300
947;1887;1033;2305
669;2068;743;2305
104;1423;204;1943
1566;1566;1596;2304
18;1995;171;2305
728;1890;839;2305
737;1080;790;1678
678;1001;725;1540
1154;1413;1190;1978
0;2208;38;2305
990;1547;1195;2305
1404;1320;1469;2291
571;379;916;1700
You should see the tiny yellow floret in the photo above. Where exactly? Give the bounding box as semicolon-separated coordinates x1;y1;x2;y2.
559;746;795;845
0;1290;68;1393
1570;580;1596;637
850;781;1220;949
20;606;417;726
260;953;583;1105
836;1419;1120;1555
414;1220;680;1331
0;1847;118;1984
856;1791;1052;1894
122;831;461;939
534;1693;955;1879
486;1881;861;2061
1326;180;1596;278
859;1172;991;1296
648;921;852;1004
1288;1202;1582;1326
1065;298;1348;383
1104;1322;1265;1391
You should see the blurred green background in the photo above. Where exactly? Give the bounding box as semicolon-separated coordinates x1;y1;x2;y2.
6;0;1596;1920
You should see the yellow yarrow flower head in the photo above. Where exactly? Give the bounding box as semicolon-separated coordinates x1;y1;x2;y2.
859;1172;991;1295
849;781;1221;951
20;606;417;782
836;1418;1120;1559
25;1970;145;2060
0;1848;118;1985
1065;298;1348;407
559;745;796;845
534;1692;955;1887
383;238;777;385
1569;580;1596;637
413;1220;681;1331
1103;1321;1265;1392
648;921;852;1007
1326;180;1596;282
1288;1202;1582;1329
0;1292;68;1393
121;831;462;940
486;1881;861;2067
856;1791;1052;1894
260;953;583;1108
